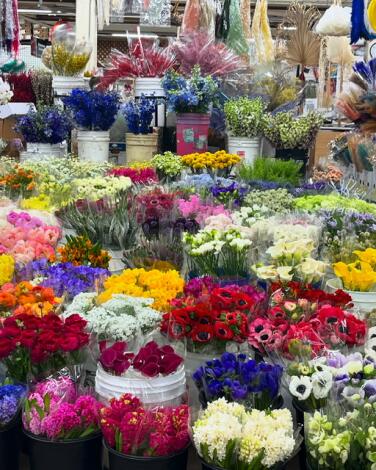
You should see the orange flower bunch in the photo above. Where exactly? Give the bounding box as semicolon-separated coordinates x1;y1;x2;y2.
0;281;61;318
58;235;110;269
0;165;36;198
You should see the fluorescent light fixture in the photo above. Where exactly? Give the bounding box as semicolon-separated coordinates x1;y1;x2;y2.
18;9;52;14
112;33;158;38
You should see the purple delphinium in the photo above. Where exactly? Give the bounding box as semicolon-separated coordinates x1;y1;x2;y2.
0;384;26;427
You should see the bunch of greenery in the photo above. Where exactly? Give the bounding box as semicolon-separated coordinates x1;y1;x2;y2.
264;111;323;149
224;97;267;138
239;158;302;186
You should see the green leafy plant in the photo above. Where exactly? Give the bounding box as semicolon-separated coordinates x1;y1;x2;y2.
264;111;323;149
239;158;302;185
224;97;267;138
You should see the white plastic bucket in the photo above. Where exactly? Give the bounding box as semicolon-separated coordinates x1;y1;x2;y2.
126;132;158;163
77;130;110;162
20;142;67;162
95;363;186;406
326;278;376;318
228;136;261;165
52;76;89;97
134;77;165;127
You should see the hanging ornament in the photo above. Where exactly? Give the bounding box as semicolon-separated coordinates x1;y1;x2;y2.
351;0;376;44
251;0;274;63
225;0;249;57
316;0;351;37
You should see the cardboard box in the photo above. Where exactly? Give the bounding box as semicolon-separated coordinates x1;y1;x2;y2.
0;103;34;141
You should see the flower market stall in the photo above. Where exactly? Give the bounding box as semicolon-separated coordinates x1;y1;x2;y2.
1;0;376;469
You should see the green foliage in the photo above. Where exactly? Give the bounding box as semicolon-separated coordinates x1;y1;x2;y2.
238;157;302;185
224;97;267;138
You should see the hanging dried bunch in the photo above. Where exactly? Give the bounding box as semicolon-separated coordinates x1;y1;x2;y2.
31;70;54;106
281;1;321;69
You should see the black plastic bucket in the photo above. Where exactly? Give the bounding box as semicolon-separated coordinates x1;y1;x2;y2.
0;413;22;470
106;441;189;470
24;430;102;470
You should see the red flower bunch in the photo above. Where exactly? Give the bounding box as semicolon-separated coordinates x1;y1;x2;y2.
0;313;89;383
136;188;176;222
108;167;158;185
101;394;189;457
162;285;260;352
99;341;183;377
7;73;35;103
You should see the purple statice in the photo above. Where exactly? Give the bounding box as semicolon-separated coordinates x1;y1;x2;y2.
31;262;109;299
0;384;26;427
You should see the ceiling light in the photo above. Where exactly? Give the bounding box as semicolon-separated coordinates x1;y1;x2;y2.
18;9;53;14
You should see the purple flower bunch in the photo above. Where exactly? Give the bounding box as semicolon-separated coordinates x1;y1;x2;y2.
193;352;283;410
64;89;120;131
210;179;248;205
21;260;109;298
15;106;72;144
0;383;26;427
291;181;331;197
121;95;156;135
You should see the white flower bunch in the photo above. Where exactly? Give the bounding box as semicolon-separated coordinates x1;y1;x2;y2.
271;223;321;244
184;228;252;256
232;205;270;228
65;293;160;341
0;78;13;105
193;399;296;469
72;175;132;201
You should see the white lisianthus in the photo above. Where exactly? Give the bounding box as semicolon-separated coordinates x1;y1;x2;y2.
289;375;313;401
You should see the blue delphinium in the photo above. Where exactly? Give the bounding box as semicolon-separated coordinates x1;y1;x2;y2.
64;89;120;131
23;261;109;299
15;106;72;144
0;384;26;427
193;352;283;410
121;95;156;135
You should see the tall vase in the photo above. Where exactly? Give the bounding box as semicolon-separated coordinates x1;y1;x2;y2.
176;113;210;155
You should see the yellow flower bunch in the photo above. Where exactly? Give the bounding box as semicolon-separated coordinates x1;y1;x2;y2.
0;254;15;286
334;249;376;292
181;150;241;171
21;194;53;211
128;162;153;170
97;268;184;311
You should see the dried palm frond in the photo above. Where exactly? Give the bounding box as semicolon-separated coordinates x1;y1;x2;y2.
281;1;321;69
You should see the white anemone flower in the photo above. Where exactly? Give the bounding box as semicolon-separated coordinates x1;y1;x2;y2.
311;370;333;399
289;376;312;401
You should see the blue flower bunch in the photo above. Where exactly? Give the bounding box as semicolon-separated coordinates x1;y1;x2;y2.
210;179;249;205
121;95;156;135
175;174;216;191
193;353;283;410
0;383;26;427
64;89;120;131
15;106;72;144
162;65;219;114
26;260;109;299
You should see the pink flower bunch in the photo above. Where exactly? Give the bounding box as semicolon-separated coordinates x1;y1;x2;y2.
101;394;190;456
177;195;230;226
99;340;183;377
0;212;60;264
108;167;158;185
23;376;102;440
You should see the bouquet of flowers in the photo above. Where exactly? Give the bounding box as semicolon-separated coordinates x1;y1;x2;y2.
99;340;183;377
0;254;15;286
162;65;219;114
183;227;253;278
192;399;297;469
58;234;110;269
101;393;189;456
135;188;176;223
0;313;89;382
0;166;36;199
224;97;267;139
243;189;295;214
64;89;120;131
161;280;264;353
122;96;156;135
23;376;101;440
108;166;158;185
193;352;283;409
0;382;26;427
210;180;249;206
97;268;184;312
181;151;241;176
177;195;230;226
15;106;72;144
333;248;376;292
0;281;61;318
151;152;183;181
294;194;376;216
71;176;132;201
66;293;160;343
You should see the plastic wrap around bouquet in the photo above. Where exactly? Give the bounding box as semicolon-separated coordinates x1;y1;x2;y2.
95;340;186;407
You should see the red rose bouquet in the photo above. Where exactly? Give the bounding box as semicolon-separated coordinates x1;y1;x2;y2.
0;313;89;382
161;277;265;353
101;393;189;457
99;340;183;377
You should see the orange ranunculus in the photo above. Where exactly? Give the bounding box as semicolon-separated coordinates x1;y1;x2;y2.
0;292;17;309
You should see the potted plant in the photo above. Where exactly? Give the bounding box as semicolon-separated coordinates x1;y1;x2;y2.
224;97;267;165
0;382;26;470
263;111;323;166
64;88;120;162
23;376;102;470
162;65;219;155
101;393;190;470
122;95;159;163
15;105;71;161
100;38;175;127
